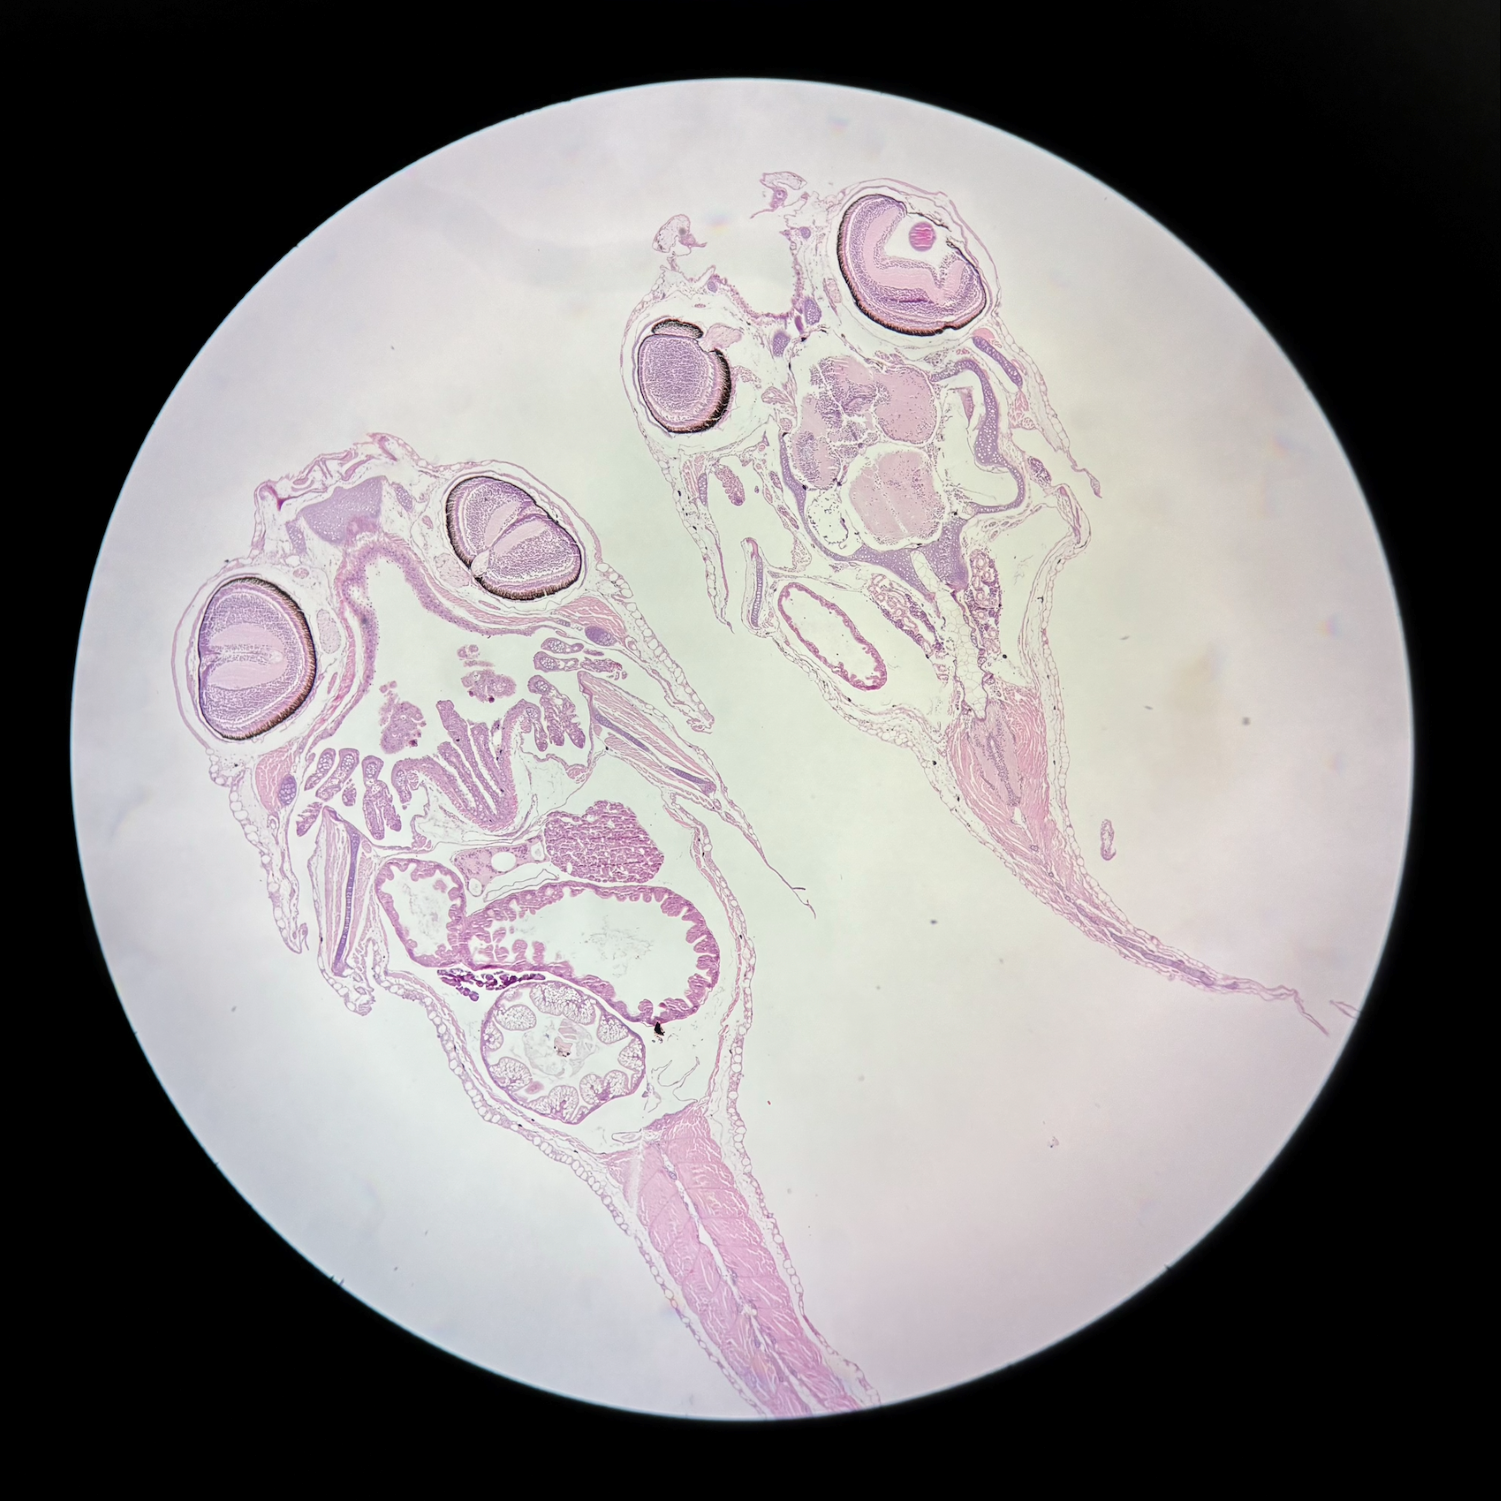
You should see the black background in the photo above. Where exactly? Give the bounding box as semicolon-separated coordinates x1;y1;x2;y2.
14;0;1489;1465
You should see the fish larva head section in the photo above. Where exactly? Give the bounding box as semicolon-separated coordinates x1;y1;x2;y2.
195;576;317;741
635;319;733;435
444;474;584;601
835;193;988;337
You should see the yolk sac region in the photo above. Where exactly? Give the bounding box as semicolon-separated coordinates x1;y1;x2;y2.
196;577;317;741
446;475;584;600
836;194;987;337
636;319;732;434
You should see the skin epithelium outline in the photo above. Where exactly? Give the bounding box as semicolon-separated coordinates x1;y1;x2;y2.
172;433;877;1417
623;173;1352;1031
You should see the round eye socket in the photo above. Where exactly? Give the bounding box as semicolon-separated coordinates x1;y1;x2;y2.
836;194;986;336
636;319;732;434
446;475;583;600
196;577;317;740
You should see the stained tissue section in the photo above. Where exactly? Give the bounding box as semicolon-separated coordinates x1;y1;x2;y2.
868;571;942;658
543;800;665;882
820;355;936;445
445;475;583;600
462;667;515;703
777;583;887;691
297;477;383;545
251;745;297;812
476;979;646;1125
949;684;1049;841
534;640;625;679
379;692;425;753
847;450;943;546
310;810;377;980
786;356;938;510
836;194;986;336
529;675;586;750
451;843;532;887
390;699;523;834
960;549;1004;658
715;463;745;506
579;671;720;797
636;319;732;434
933;355;1019;495
376;863;720;1027
361;756;401;840
313;747;359;802
305;747;335;791
602;1105;866;1418
196;577;317;741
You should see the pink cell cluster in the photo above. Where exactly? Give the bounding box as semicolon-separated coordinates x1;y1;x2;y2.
379;690;425;753
528;674;587;750
543;800;665;882
462;667;515;703
531;635;626;679
361;756;401;839
311;747;359;802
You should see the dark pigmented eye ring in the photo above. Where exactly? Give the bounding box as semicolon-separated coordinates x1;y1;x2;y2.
195;576;317;741
636;319;732;434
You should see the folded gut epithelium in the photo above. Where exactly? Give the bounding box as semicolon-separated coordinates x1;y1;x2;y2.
623;174;1341;1029
172;433;878;1417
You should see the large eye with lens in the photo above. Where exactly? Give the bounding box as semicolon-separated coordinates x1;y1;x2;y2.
446;475;584;600
835;194;987;336
196;577;317;740
635;318;732;434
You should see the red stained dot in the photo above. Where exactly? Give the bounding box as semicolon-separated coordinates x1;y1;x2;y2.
908;221;937;252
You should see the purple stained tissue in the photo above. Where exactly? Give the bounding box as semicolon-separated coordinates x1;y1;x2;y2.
620;171;1336;1032
171;432;877;1417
